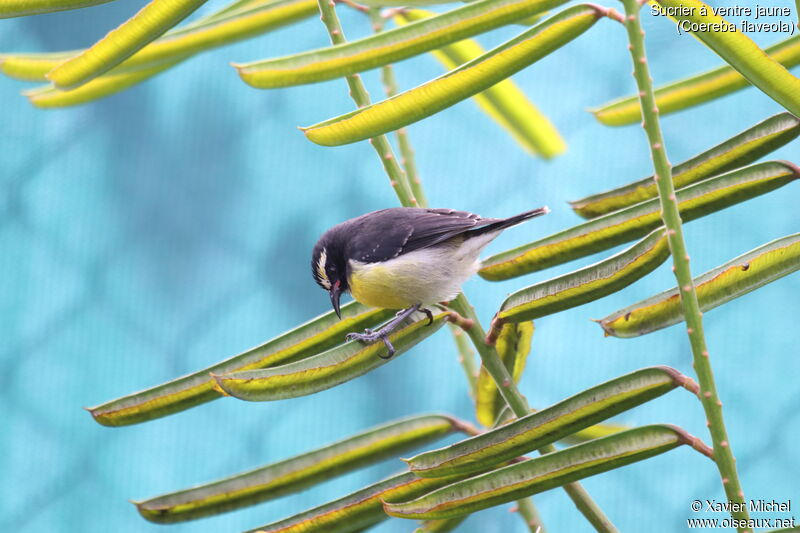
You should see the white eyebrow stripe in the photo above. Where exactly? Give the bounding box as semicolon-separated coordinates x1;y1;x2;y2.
317;248;331;290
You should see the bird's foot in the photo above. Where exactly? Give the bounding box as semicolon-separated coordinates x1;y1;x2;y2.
420;307;434;326
346;329;396;359
345;304;423;359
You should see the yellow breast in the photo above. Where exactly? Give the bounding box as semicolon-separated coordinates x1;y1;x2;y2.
348;264;417;309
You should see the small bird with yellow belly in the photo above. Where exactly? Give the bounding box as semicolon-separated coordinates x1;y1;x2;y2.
311;206;549;358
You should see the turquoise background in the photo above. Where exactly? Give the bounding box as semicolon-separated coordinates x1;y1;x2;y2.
1;1;798;531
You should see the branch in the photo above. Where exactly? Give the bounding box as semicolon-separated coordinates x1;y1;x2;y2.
314;0;418;207
366;10;544;528
368;8;429;207
450;325;479;396
448;295;618;533
516;497;548;533
315;3;616;529
619;0;749;529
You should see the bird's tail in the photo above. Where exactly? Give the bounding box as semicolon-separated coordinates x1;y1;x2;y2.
469;206;550;237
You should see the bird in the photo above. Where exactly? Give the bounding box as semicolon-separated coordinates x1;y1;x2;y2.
311;206;549;358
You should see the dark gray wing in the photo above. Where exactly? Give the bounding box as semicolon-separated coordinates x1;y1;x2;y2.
347;208;496;262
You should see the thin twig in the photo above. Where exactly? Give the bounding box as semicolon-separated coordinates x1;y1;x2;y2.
619;0;749;529
448;295;618;533
450;325;479;394
516;497;547;533
447;308;546;532
450;416;482;437
335;0;367;12
315;0;418;207
316;3;616;529
485;314;507;346
367;7;541;530
380;7;406;19
368;8;429;206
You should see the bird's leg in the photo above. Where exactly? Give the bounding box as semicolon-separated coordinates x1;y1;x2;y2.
346;304;421;359
420;307;434;325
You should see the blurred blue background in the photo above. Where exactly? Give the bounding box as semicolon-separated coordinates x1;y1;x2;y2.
1;1;798;531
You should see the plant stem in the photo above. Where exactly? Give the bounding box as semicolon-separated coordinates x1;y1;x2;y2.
315;0;418;207
365;7;484;418
368;8;430;207
449;325;479;396
448;295;618;533
364;7;543;532
395;127;427;203
430;327;544;533
620;0;749;529
448;318;544;532
319;4;615;529
517;497;547;533
449;296;528;413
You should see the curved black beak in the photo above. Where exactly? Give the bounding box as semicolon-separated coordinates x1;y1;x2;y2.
329;281;342;319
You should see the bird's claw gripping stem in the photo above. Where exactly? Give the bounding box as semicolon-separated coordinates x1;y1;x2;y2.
345;304;433;359
346;329;396;359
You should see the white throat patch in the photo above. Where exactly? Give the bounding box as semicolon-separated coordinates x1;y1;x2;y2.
316;248;332;290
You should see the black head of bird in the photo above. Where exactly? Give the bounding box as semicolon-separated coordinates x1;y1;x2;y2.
311;231;349;319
